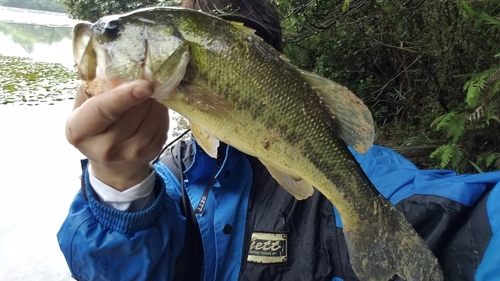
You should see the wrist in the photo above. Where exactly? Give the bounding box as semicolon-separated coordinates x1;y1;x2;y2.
88;161;152;192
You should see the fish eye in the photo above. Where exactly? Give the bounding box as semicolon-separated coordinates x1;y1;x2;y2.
104;20;121;40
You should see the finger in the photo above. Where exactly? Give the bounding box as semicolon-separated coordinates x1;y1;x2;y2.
122;100;169;161
105;98;156;143
93;80;155;123
138;99;169;149
106;99;169;163
66;80;154;144
73;85;89;110
150;103;170;151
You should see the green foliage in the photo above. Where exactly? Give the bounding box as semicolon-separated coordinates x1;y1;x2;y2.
431;112;467;144
469;160;484;174
0;0;66;12
486;153;500;167
430;9;500;173
464;68;500;108
278;0;499;140
276;0;500;172
430;144;465;171
58;0;182;21
431;2;500;173
0;55;78;106
430;63;500;172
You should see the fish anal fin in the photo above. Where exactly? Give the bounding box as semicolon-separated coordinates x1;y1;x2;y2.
178;84;233;114
190;122;219;158
300;70;374;153
260;159;314;200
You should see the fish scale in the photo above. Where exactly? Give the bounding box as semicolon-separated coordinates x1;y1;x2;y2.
72;7;444;281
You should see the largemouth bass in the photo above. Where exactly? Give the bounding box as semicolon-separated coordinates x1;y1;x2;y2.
72;7;443;281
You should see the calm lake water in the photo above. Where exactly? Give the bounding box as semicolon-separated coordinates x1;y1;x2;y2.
0;6;82;281
0;6;79;68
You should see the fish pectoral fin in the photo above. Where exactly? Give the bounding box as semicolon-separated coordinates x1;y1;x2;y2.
260;159;314;200
178;84;234;114
190;122;219;158
73;23;97;82
229;21;256;35
227;20;263;42
300;70;375;153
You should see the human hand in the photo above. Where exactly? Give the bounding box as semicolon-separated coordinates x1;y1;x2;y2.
66;80;169;191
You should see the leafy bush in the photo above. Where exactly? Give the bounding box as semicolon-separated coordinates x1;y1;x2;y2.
58;0;182;21
0;0;66;13
280;2;497;116
429;4;500;173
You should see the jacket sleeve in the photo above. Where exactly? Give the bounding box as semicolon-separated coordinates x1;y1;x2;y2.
475;184;500;280
57;164;185;281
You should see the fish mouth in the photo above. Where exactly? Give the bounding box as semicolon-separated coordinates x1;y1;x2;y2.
73;17;189;99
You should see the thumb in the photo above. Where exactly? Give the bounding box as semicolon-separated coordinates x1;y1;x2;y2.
66;80;154;143
96;80;155;122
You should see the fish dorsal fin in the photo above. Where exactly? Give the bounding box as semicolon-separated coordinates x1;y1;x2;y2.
73;22;97;81
190;122;219;158
259;159;314;200
300;70;374;153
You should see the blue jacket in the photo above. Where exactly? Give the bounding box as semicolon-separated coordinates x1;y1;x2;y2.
58;141;500;280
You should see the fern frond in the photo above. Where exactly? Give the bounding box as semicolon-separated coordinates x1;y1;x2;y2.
466;75;487;107
446;114;467;142
431;112;456;131
465;68;498;108
450;148;464;170
486;153;499;167
430;144;455;168
485;105;500;125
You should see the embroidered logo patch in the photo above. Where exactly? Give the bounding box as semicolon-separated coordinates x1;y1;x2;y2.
247;232;287;263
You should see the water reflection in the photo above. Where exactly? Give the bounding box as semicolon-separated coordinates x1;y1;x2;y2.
0;6;76;68
0;5;80;27
0;22;71;50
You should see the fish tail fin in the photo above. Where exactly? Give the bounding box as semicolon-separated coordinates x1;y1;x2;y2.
342;196;443;281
